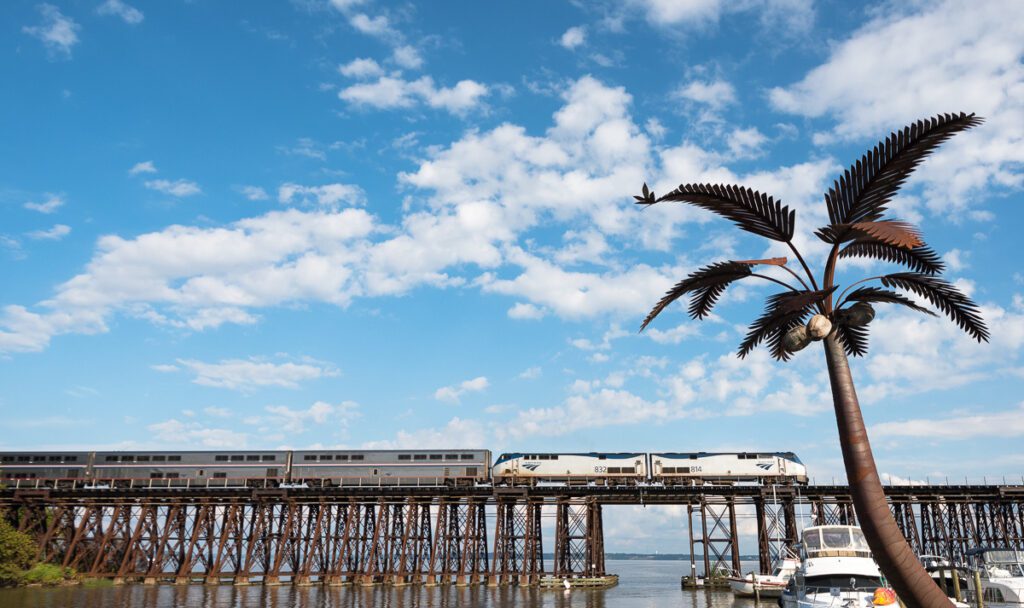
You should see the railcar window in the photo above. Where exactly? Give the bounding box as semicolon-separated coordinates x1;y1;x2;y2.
168;456;181;462
319;455;333;461
247;455;260;461
304;455;316;461
67;456;78;462
17;456;29;462
1;457;12;462
398;455;412;460
153;456;166;461
215;456;228;462
137;456;150;462
34;456;45;461
663;467;676;473
149;473;162;479
445;454;458;460
166;473;180;479
104;456;117;462
49;456;61;462
121;455;134;462
262;455;276;461
429;454;443;460
213;473;227;479
336;455;348;461
414;455;427;460
230;455;244;462
460;454;473;460
351;455;364;461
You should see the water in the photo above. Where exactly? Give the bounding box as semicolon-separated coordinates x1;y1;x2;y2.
0;561;768;608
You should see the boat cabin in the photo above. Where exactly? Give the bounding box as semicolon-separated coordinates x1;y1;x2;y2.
968;548;1024;578
800;525;872;559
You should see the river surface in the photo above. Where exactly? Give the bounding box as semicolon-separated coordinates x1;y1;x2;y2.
0;560;769;608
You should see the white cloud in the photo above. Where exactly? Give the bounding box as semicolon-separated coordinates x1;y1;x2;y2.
27;224;71;241
97;0;143;25
349;13;393;38
145;179;202;197
434;376;489;404
339;57;384;79
278;182;365;208
22;4;80;58
362;416;486;449
239;185;269;201
518;366;542;380
23;194;65;214
727;127;768;158
163;356;339;391
247;400;358;435
769;0;1024;214
277;137;327;160
339;75;490;115
203;406;231;418
392;45;423;69
675;78;736;110
874;403;1024;440
508;302;546;320
559;26;586;50
129;160;157;175
147;419;249;448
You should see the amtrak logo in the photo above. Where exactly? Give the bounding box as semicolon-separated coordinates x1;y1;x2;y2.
522;463;540;471
756;463;774;471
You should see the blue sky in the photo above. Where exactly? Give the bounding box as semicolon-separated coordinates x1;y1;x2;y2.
2;0;1023;550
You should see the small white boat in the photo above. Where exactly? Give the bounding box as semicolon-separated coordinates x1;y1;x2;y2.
780;525;897;608
920;554;970;607
728;555;800;598
966;547;1024;606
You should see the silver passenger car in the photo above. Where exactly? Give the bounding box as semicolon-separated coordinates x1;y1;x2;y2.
290;449;491;487
91;451;288;487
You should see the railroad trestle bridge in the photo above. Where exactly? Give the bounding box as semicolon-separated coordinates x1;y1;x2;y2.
3;484;1023;585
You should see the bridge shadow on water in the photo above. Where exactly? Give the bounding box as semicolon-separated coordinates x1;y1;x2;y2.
0;561;765;608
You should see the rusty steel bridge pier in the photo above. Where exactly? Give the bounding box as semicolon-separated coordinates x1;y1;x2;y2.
3;484;1023;586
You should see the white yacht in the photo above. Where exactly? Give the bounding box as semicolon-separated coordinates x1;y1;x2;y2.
729;554;801;598
920;554;970;607
966;548;1024;606
780;525;897;607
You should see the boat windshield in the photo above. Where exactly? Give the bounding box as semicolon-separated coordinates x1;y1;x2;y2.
983;551;1024;577
803;527;871;558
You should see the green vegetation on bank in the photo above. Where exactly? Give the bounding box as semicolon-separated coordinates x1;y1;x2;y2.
0;511;75;587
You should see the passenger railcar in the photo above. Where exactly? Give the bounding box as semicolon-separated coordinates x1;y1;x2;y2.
290;449;490;487
492;452;647;486
91;451;288;487
0;452;91;485
650;452;807;485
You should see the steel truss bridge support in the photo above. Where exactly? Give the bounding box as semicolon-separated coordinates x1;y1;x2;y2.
490;498;543;586
552;498;606;579
5;484;1024;586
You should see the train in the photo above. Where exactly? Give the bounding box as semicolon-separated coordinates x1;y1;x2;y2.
0;450;807;489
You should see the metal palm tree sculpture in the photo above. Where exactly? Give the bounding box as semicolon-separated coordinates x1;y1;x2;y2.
637;112;988;607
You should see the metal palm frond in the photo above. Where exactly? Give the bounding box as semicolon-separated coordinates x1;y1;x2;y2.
838;242;944;275
879;273;990;342
841;287;937;316
637;183;796;243
823;112;983;230
816;220;923;247
834;322;870;357
640;261;754;331
738;289;835;361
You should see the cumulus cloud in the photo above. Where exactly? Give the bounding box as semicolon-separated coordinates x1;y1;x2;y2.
245;400;359;436
129;160;157;175
339;75;490;115
157;356;339;391
339;57;384;79
362;416;486;449
23;194;65;214
434;376;489;404
278;182;365;208
239;185;269;201
27;224;71;241
147;419;249;448
769;0;1024;214
23;4;80;58
97;0;143;25
392;45;423;70
560;26;586;50
145;179;202;197
874;403;1024;440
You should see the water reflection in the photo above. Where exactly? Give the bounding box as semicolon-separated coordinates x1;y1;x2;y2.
0;561;766;608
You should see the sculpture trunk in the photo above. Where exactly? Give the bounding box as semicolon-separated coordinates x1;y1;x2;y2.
823;335;952;607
